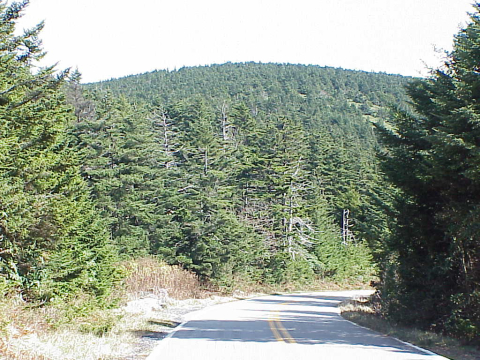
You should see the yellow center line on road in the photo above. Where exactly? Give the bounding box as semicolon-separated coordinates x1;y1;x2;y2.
268;301;296;344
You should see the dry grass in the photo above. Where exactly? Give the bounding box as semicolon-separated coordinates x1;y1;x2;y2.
0;295;51;359
0;257;216;360
120;257;208;300
340;294;480;360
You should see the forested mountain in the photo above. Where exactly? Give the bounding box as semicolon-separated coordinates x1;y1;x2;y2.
87;59;479;341
72;63;412;285
89;64;411;247
0;0;410;305
90;62;409;146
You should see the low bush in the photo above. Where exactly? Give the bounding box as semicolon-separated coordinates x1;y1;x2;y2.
120;256;207;300
446;291;480;345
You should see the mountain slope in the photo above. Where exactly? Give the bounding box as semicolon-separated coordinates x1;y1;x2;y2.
88;62;410;146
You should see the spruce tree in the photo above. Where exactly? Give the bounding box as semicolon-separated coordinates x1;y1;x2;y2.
0;1;118;300
376;4;480;342
68;90;165;257
156;100;266;281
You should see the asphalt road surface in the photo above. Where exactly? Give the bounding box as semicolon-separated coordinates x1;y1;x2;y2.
147;291;448;360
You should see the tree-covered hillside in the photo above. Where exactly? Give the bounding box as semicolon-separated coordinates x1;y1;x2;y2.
0;0;410;302
88;62;410;248
73;63;412;285
90;62;409;146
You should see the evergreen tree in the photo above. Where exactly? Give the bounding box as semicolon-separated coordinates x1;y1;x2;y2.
68;90;165;257
376;4;480;343
0;1;118;300
156;100;266;281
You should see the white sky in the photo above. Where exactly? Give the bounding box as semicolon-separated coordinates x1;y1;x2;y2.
15;0;475;83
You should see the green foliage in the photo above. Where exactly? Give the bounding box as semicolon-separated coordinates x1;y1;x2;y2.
64;33;415;288
90;62;409;145
266;251;314;284
0;0;119;301
152;100;268;281
316;238;376;282
45;293;122;335
376;4;480;344
91;64;407;247
283;257;316;284
446;292;480;344
67;90;165;257
76;60;409;286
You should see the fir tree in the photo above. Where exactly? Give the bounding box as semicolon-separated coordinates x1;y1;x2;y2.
68;90;165;257
0;1;118;300
376;4;480;342
156;100;266;281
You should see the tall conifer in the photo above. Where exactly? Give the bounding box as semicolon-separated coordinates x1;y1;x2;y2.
376;4;480;342
0;1;118;300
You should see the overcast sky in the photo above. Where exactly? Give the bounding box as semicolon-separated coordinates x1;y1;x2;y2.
15;0;475;83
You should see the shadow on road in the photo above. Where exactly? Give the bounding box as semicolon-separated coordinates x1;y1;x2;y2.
168;294;432;358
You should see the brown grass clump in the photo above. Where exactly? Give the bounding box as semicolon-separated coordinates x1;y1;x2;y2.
0;295;50;359
120;257;208;300
0;258;214;359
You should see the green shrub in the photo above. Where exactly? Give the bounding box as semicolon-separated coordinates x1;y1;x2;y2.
284;258;315;284
265;252;315;284
446;291;480;345
316;237;376;282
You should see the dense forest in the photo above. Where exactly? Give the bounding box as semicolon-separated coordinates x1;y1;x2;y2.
79;63;411;283
87;62;410;258
0;0;479;345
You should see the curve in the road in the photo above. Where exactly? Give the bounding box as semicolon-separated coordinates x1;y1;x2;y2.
147;291;448;360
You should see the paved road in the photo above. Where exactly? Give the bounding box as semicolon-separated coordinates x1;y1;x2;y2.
147;291;448;360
